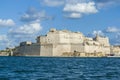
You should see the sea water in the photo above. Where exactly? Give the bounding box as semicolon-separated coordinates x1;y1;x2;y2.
0;57;120;80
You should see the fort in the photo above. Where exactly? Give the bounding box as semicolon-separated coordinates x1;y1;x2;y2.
12;28;114;57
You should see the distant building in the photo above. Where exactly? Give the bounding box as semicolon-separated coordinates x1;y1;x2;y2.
13;28;111;57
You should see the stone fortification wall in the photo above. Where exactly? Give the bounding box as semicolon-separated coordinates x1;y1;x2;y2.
83;39;110;54
84;45;101;53
40;43;84;56
15;43;40;56
58;31;84;44
70;43;84;53
14;28;111;57
94;36;110;46
102;46;110;54
52;43;71;56
84;45;110;54
37;28;84;44
40;44;53;56
52;43;84;56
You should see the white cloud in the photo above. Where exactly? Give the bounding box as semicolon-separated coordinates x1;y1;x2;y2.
0;19;15;27
43;0;64;7
41;0;120;19
63;2;98;18
64;2;98;13
7;22;42;48
105;27;120;33
9;23;42;34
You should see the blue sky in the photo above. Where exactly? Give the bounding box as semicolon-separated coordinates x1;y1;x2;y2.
0;0;120;50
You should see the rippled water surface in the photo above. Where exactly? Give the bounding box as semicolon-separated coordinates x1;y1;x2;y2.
0;57;120;80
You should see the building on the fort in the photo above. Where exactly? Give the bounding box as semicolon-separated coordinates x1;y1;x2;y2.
13;28;111;57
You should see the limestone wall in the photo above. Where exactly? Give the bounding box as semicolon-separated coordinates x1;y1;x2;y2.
84;44;110;54
37;29;84;44
52;43;84;56
40;44;53;56
40;43;85;56
15;43;40;56
70;44;84;53
47;31;60;43
102;46;110;54
37;36;47;43
95;36;110;46
52;43;71;56
59;31;84;44
84;45;102;53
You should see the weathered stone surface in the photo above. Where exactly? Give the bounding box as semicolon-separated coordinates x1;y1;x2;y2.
13;28;111;57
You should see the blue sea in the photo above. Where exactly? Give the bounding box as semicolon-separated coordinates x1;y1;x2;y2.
0;57;120;80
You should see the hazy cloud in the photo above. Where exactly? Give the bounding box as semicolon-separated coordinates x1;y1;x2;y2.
0;19;15;27
20;8;52;23
105;27;120;33
42;0;64;7
0;35;13;49
0;35;8;41
65;13;82;18
93;0;120;8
